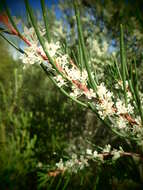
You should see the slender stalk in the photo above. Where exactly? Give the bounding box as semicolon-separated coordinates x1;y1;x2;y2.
47;177;55;190
62;175;71;190
126;61;138;110
74;1;97;91
78;39;83;71
55;175;63;190
133;58;143;125
113;56;122;81
40;0;51;42
72;49;80;68
24;0;68;81
120;24;127;107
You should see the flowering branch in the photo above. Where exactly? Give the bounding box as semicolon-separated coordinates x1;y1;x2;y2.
49;145;143;176
0;0;143;145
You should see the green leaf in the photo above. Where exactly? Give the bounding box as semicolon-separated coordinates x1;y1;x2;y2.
74;1;97;91
120;24;127;106
40;0;51;42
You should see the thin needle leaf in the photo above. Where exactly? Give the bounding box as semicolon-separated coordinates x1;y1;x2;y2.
40;0;51;42
74;1;97;91
120;24;127;106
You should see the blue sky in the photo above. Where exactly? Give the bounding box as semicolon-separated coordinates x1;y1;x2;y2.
4;0;61;18
6;0;59;10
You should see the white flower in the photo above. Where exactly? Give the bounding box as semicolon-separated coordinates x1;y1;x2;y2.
68;69;81;81
23;26;37;43
112;150;121;161
116;116;127;129
127;103;134;114
97;83;108;99
96;154;104;162
54;75;66;87
70;86;83;98
93;150;98;158
56;159;65;170
56;54;69;68
80;155;89;167
86;148;92;155
84;89;96;99
103;144;111;153
116;99;127;114
23;26;35;36
96;83;115;118
45;41;60;57
56;153;89;173
115;80;129;90
37;162;43;168
20;44;43;65
97;99;114;118
81;70;88;82
71;153;78;160
65;160;74;168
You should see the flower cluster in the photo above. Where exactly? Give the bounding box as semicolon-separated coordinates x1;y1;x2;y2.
20;31;140;132
45;41;60;57
56;153;89;173
96;83;114;119
20;44;43;65
55;145;124;173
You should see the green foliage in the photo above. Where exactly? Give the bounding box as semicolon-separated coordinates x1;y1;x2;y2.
0;39;17;87
0;39;87;189
0;83;37;189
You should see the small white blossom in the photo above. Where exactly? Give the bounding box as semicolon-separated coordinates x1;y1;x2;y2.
37;162;43;168
116;99;127;115
112;150;121;161
116;116;127;129
96;83;115;118
20;44;43;65
97;83;107;99
93;150;98;158
115;80;129;90
56;159;65;170
23;26;37;43
54;75;67;87
84;89;96;99
127;103;134;114
97;99;114;119
103;144;111;153
86;149;92;155
70;86;83;98
56;154;89;173
56;54;69;68
45;41;60;57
